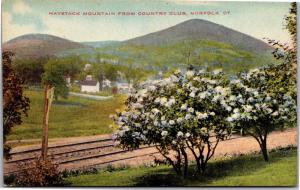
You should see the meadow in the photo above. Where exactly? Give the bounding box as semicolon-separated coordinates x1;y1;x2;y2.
7;90;126;141
65;147;297;187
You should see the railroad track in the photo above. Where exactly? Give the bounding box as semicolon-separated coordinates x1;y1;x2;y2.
4;136;160;175
5;128;295;175
4;135;245;175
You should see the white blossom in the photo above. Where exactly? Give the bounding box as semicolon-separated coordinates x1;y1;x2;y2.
272;111;279;116
197;112;208;120
160;97;168;105
188;107;194;113
186;70;195;79
161;131;168;137
151;108;160;115
233;108;239;113
185;133;191;138
177;117;184;123
185;114;192;120
181;103;188;111
189;91;196;98
177;131;184;137
169;120;175;125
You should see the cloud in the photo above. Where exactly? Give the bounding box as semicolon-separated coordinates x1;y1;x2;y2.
3;11;36;42
12;0;32;14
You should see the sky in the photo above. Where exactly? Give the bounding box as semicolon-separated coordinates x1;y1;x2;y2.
2;0;292;43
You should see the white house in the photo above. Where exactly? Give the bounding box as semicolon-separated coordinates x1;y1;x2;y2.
103;79;111;88
80;75;100;93
116;82;132;94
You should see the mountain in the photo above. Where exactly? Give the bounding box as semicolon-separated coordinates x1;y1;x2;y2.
3;34;91;59
125;19;272;53
81;41;121;48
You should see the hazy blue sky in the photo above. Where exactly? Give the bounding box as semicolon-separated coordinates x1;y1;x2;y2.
2;0;292;43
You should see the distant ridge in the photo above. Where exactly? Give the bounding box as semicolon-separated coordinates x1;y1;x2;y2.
125;19;272;52
81;41;121;48
3;34;91;59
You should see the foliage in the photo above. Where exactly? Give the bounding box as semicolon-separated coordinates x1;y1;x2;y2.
12;57;47;85
265;2;297;99
15;157;64;187
42;57;82;99
119;64;152;85
93;61;119;90
57;56;83;82
227;2;298;161
42;59;68;99
113;68;234;177
229;67;296;161
3;51;30;159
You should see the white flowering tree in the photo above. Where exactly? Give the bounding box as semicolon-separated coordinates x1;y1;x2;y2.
229;67;296;161
112;69;234;177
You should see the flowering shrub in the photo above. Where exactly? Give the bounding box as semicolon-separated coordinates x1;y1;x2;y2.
112;68;234;176
15;158;64;187
229;67;296;161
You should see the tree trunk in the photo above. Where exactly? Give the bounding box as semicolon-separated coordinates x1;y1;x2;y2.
201;162;206;173
181;148;188;178
260;139;269;161
98;73;104;91
195;158;201;175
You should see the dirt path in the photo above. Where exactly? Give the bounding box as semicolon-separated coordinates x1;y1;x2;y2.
4;128;297;174
69;92;113;100
85;128;297;170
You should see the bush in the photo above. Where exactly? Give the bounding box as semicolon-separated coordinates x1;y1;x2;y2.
229;67;296;161
112;68;234;177
15;158;64;187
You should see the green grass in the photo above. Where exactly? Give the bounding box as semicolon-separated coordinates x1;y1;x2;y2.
65;148;297;187
7;90;126;141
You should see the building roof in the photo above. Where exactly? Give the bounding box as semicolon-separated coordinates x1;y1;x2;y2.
80;80;98;86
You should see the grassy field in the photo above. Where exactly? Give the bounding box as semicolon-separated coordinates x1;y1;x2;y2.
65;148;297;187
7;90;126;141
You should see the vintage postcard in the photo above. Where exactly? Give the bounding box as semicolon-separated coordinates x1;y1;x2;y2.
2;0;297;187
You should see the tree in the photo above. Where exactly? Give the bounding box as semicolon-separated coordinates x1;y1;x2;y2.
93;53;119;90
93;63;119;90
104;64;118;84
232;3;298;161
180;40;197;65
12;58;47;85
42;57;82;99
43;59;69;99
121;65;150;86
229;68;296;161
265;2;297;99
3;51;30;159
59;56;82;83
112;68;233;177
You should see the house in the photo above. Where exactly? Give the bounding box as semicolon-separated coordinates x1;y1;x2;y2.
116;82;132;94
80;75;99;93
103;79;111;88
